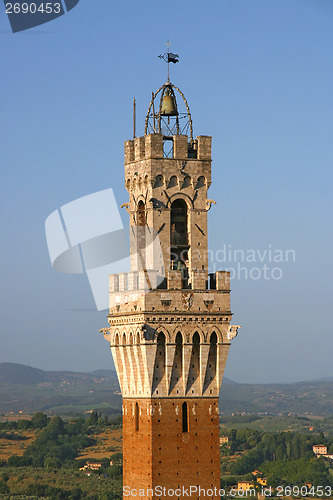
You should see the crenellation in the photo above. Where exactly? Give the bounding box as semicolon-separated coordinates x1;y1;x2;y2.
138;271;149;290
109;274;119;293
166;270;182;290
118;272;128;292
197;135;212;160
134;136;145;161
216;271;230;290
145;133;163;159
128;271;139;291
190;269;207;290
124;139;135;164
173;134;188;158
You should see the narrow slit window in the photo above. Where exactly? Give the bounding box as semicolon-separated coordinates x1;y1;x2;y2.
182;402;188;433
135;402;139;431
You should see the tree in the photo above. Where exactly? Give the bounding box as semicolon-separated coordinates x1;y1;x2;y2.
276;444;285;462
46;416;64;437
267;473;280;488
311;458;329;487
31;412;48;429
0;479;9;494
44;455;61;469
318;431;325;443
86;411;99;426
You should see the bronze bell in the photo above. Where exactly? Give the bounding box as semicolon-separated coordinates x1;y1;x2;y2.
161;92;178;116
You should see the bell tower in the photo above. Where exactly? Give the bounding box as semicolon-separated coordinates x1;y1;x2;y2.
102;77;240;499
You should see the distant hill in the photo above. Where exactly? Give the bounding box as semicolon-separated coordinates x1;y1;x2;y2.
0;363;332;416
220;379;333;416
0;363;121;414
0;362;118;386
0;363;51;385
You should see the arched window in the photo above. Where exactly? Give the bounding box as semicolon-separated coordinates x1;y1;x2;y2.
170;199;189;280
182;402;188;433
195;176;206;189
170;199;187;246
168;175;178;188
182;176;191;189
137;200;146;226
154;174;164;188
136;200;146;270
135;402;139;431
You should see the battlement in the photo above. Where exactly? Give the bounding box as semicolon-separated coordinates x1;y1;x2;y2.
107;271;231;323
109;270;230;293
124;134;212;164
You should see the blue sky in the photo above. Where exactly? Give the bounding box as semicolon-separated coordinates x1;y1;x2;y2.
0;0;332;383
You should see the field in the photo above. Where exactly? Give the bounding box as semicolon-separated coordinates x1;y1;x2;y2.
220;415;333;435
76;428;122;461
3;466;121;497
0;430;35;460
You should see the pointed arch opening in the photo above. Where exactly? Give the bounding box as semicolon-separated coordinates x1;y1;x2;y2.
203;331;218;393
187;332;200;393
170;332;183;393
152;332;166;393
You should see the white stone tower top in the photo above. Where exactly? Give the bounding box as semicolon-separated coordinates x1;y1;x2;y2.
101;79;240;400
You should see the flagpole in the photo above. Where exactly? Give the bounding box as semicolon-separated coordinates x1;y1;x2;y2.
133;98;136;139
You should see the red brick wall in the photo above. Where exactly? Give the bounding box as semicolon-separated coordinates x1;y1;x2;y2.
123;398;220;500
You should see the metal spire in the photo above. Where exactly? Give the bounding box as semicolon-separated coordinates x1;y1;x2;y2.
158;40;179;83
166;39;171;82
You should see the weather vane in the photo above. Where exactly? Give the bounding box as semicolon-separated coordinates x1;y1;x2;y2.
158;39;179;83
